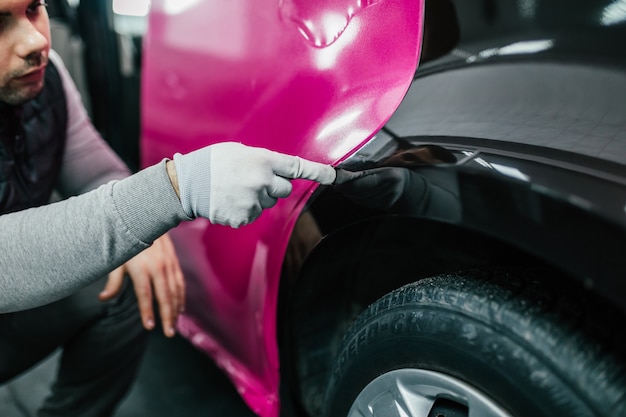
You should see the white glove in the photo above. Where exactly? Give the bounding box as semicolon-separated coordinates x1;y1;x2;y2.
173;142;336;228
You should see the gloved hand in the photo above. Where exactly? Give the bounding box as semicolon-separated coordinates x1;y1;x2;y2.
173;142;336;228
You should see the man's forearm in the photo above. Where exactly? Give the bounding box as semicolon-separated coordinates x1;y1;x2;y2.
0;161;189;313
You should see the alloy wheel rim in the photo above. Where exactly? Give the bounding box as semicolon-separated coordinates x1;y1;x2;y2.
348;369;512;417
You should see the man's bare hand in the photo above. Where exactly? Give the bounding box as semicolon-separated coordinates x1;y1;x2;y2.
99;233;185;338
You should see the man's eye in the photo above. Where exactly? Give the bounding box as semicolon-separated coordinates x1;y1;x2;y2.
27;0;48;14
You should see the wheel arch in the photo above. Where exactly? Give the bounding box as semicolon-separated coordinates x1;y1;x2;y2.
277;160;626;415
278;215;544;415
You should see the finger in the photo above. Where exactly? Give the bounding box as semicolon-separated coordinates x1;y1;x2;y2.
131;273;156;331
270;153;336;184
161;235;186;314
99;267;125;300
151;266;176;338
170;261;185;315
259;190;278;209
156;237;181;317
248;204;264;224
268;176;293;198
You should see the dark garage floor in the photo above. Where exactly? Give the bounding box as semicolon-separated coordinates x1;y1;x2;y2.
0;331;257;417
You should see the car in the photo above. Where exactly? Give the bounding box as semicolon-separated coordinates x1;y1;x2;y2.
54;0;626;416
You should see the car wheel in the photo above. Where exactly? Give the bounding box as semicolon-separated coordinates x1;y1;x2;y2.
322;268;626;417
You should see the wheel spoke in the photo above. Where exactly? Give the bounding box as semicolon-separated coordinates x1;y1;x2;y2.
348;369;512;417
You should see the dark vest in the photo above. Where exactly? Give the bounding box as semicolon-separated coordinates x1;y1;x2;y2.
0;61;68;214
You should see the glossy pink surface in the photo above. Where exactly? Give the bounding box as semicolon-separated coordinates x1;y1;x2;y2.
141;1;423;415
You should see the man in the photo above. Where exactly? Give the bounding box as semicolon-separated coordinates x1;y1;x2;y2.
0;0;187;414
0;1;335;416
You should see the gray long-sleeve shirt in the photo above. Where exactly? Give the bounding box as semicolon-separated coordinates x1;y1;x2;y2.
0;162;189;313
0;51;190;313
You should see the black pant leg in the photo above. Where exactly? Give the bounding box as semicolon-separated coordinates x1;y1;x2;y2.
0;276;148;417
38;277;148;417
0;277;109;383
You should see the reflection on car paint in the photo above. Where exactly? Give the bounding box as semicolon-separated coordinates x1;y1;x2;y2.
465;39;555;63
334;140;462;222
280;0;382;47
285;138;465;284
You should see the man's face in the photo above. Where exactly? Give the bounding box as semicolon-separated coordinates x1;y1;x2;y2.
0;0;50;105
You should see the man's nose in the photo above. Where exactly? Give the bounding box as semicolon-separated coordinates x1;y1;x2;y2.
14;20;48;61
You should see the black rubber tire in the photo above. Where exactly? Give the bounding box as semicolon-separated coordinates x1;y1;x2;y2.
322;268;626;417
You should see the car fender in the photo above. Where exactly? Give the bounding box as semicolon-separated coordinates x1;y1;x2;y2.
140;1;424;415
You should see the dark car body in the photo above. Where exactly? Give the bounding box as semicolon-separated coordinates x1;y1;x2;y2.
286;3;626;415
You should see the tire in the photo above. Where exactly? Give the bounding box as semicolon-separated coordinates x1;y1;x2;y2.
322;268;626;417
